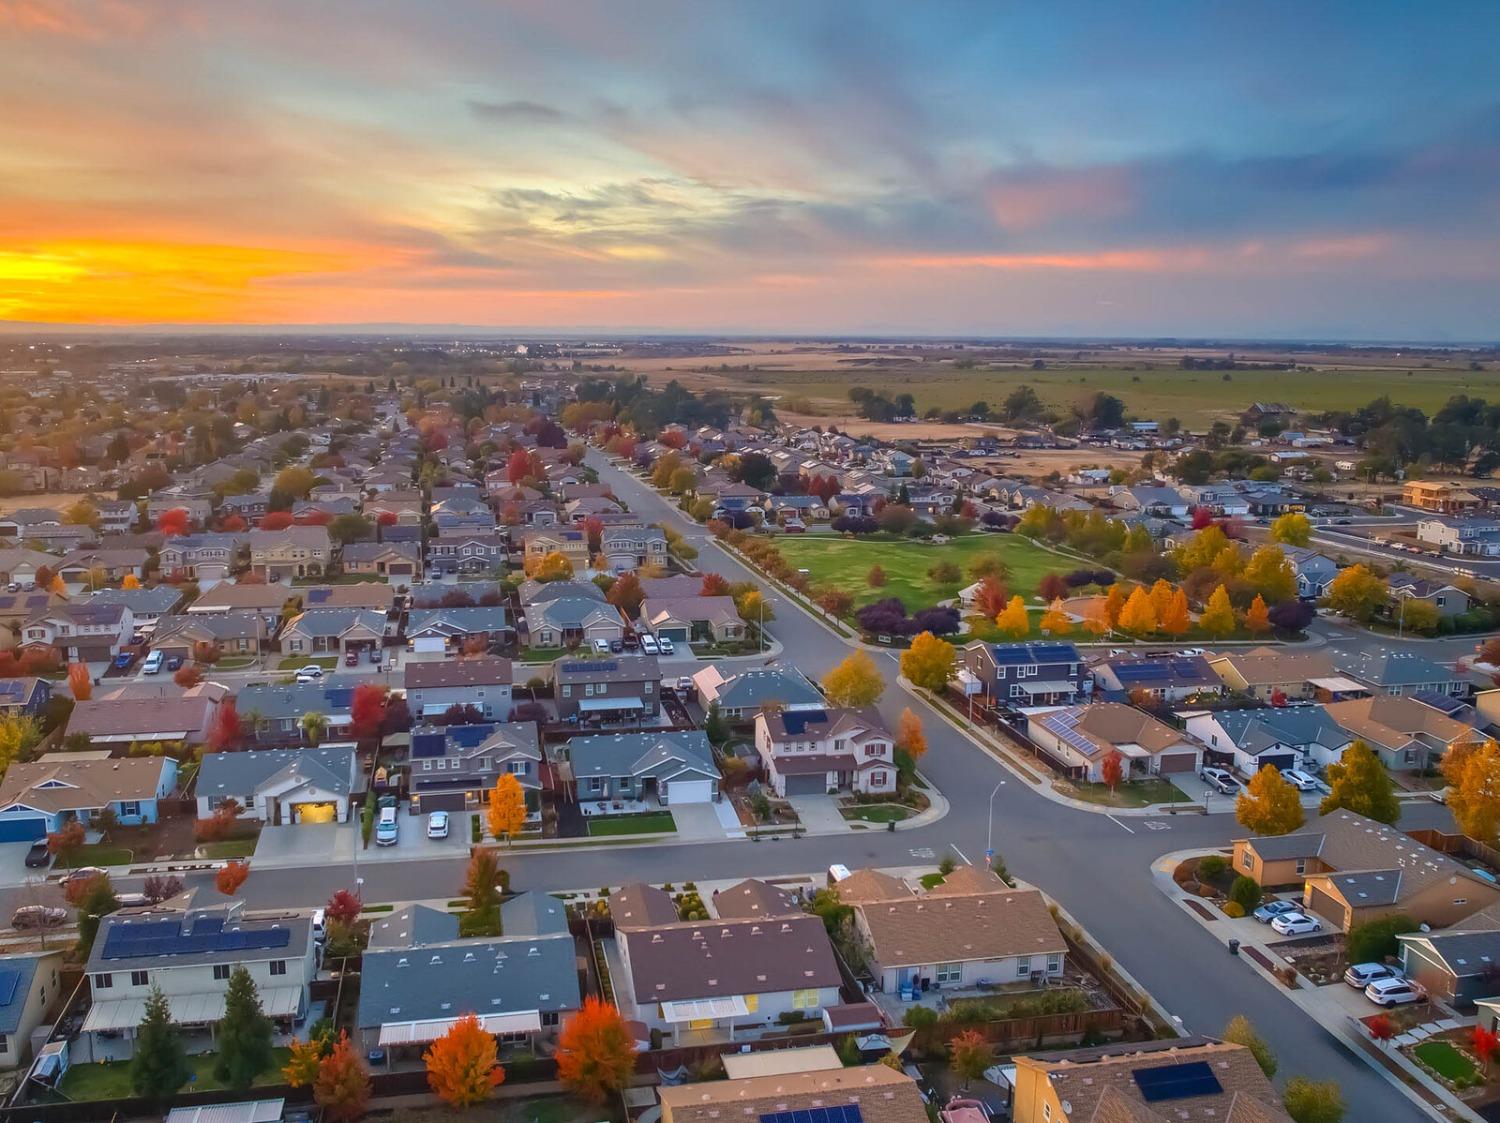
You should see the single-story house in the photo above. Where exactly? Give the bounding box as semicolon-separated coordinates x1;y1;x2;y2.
1206;648;1335;702
691;664;823;723
66;692;221;749
523;595;623;650
1089;654;1223;703
405;606;513;654
278;608;390;657
237;680;357;746
659;1064;926;1123
0;753;178;841
638;596;745;645
1335;649;1469;698
565;730;719;805
340;541;422;582
1323;694;1486;772
151;613;269;662
196;747;359;825
1181;705;1352;774
1399;924;1500;1008
1027;702;1203;782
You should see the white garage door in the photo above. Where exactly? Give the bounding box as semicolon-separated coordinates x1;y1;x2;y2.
666;779;713;804
411;636;447;654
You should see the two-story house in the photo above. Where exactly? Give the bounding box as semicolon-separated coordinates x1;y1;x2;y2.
403;657;513;721
554;654;660;723
0;677;51;719
21;602;133;662
248;527;333;580
1181;705;1352;776
157;533;246;582
522;528;589;573
752;706;896;797
959;642;1091;708
0;950;65;1070
599;525;668;574
1416;515;1500;556
406;721;542;817
424;534;509;577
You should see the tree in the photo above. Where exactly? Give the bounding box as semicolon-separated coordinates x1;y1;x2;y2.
1236;766;1305;835
424;1012;505;1107
314;1032;371;1123
1396;597;1440;635
49;573;67;597
350;683;389;739
1117;586;1157;633
995;595;1030;638
1038;573;1068;601
532;551;574;581
700;572;730;596
1160;588;1191;635
206;698;244;752
121;573;141;590
195;798;243;843
1270;512;1313;546
1103;583;1127;626
259;511;295;530
973;574;1009;618
216;861;250;896
704;700;729;746
215;965;273;1088
901;631;956;692
897;707;926;760
283;1033;330;1088
555;996;638;1103
605;571;644;616
48;819;86;859
326;888;362;927
736;589;772;624
1319;740;1399;824
174;663;204;688
1282;1077;1345;1123
156;507;191;536
1326;564;1387;622
1100;751;1125;791
822;650;884;707
1148;578;1175;619
1039;598;1073;636
1222;1015;1277;1078
1473;1025;1500;1074
1199;584;1236;636
1244;594;1271;634
1081;598;1111;637
866;564;886;588
131;986;188;1100
1366;1013;1395;1048
1346;914;1418;963
948;1029;992;1089
488;773;528;842
75;875;119;953
300;710;328;745
0;711;41;775
67;661;91;701
1445;738;1500;842
463;849;502;914
1243;546;1296;604
143;874;183;904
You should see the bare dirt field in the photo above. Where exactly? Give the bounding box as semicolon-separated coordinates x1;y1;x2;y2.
0;491;94;516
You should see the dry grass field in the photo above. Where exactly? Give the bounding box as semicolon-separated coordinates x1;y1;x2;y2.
0;491;94;516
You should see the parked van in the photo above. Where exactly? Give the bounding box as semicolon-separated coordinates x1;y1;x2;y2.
142;651;164;675
375;806;399;846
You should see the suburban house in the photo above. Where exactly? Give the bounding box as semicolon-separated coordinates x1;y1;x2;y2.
0;549;61;587
406;722;542;816
340;541;422;582
82;896;317;1057
403;657;513;721
639;596;745;645
711;878;802;921
157;534;245;582
405;606;513;654
151;613;269;662
958;642;1091;708
1389;574;1473;619
67;691;222;749
237;680;357;745
1009;1038;1294;1123
554;655;661;722
1089;654;1223;703
1324;694;1486;771
612;887;843;1041
21;602;134;662
248;527;333;580
0;950;64;1070
599;525;668;573
430;496;498;536
0;677;50;718
522;528;589;572
752;706;897;797
691;665;824;723
564;730;719;805
1182;706;1352;774
854;873;1066;997
524;594;624;650
1415;515;1500;555
56;548;149;587
278;608;391;658
1232;810;1500;930
185;583;289;626
196;747;359;825
424;534;509;577
356;894;580;1055
1027;703;1203;782
1278;546;1343;598
1399;919;1500;1008
659;1064;927;1123
1205;648;1335;702
0;754;178;842
1334;649;1469;698
83;585;184;627
0;592;56;650
1405;482;1483;514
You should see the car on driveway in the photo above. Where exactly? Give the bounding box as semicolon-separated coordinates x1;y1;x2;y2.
113;652;134;670
345;649;360;666
1344;962;1398;989
640;634;660;655
23;840;50;868
11;905;67;930
427;811;449;839
294;665;324;683
658;636;675;655
1270;911;1322;936
1365;977;1426;1006
1252;899;1300;924
64;866;108;885
1281;768;1319;792
1200;767;1240;794
166;655;183;672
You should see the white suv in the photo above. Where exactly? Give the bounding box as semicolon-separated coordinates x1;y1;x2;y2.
1281;768;1318;792
639;635;660;655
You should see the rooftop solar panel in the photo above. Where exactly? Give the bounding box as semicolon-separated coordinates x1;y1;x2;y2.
1133;1061;1222;1103
759;1107;863;1123
307;589;332;604
102;923;290;961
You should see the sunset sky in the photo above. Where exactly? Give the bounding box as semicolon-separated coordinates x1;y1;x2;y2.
2;0;1498;337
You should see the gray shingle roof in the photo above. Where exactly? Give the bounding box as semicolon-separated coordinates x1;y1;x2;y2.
566;731;716;783
197;747;355;801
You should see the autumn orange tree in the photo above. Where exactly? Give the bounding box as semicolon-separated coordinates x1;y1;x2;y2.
896;707;926;761
1160;588;1191;635
487;774;528;843
949;1029;992;1089
556;997;638;1103
216;861;250;896
424;1012;505;1107
994;595;1029;639
1101;751;1125;792
1117;586;1157;634
973;574;1009;618
1245;594;1271;635
67;662;92;701
1039;598;1072;636
314;1032;370;1123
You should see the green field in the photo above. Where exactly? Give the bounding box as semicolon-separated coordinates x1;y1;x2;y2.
731;364;1493;426
775;533;1062;612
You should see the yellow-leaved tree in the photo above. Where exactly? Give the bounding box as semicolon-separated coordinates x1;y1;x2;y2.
487;773;528;844
822;650;884;707
1199;584;1236;636
1148;578;1175;619
1117;586;1157;634
1039;598;1073;636
900;631;956;693
995;595;1030;639
1235;766;1305;835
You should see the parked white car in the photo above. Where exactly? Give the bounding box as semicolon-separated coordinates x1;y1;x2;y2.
1344;962;1397;989
639;634;660;655
294;664;324;684
1281;768;1318;792
1365;977;1426;1007
427;811;450;839
375;806;399;846
1270;911;1323;936
657;636;675;655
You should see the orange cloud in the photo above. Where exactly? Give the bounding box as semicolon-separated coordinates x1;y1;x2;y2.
882;248;1212;272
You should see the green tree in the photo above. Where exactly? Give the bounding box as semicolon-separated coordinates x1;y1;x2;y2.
1269;513;1313;547
300;710;328;746
704;701;729;746
328;513;373;544
1319;740;1399;824
75;876;120;956
215;965;274;1088
131;985;189;1100
1229;875;1262;912
1283;1076;1346;1123
1222;1015;1277;1078
1346;914;1418;964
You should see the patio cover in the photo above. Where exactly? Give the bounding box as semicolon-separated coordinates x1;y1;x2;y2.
660;996;749;1023
166;1101;286;1123
1016;680;1076;696
1308;676;1367;693
378;1010;541;1045
85;986;302;1031
578;697;644;712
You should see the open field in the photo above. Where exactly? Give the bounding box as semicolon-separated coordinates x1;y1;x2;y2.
0;491;96;516
774;532;1062;611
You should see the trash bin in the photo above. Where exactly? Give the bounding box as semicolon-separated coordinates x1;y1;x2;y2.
1228;939;1240;956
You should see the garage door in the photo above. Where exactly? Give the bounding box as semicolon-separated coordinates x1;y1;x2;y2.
411;636;447;654
0;816;47;842
659;626;690;644
782;773;826;796
1305;885;1346;928
293;802;337;825
1259;754;1295;773
666;779;713;804
1157;752;1196;774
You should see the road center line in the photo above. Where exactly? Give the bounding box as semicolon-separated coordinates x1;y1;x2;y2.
1107;815;1136;834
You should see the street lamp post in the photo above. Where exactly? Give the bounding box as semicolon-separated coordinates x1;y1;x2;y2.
985;780;1005;865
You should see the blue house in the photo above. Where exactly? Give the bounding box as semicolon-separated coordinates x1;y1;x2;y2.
0;755;178;841
959;641;1091;707
0;677;51;719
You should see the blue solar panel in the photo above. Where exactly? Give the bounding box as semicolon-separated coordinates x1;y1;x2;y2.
990;642;1079;665
759;1108;862;1123
562;661;616;674
325;687;354;708
780;709;828;736
449;723;496;748
102;924;290;961
0;968;21;1007
1133;1061;1222;1103
412;731;448;758
307;589;332;604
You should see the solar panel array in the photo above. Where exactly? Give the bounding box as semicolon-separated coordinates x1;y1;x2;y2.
561;661;617;674
759;1107;863;1123
780;708;829;736
449;723;497;748
1042;708;1102;759
412;731;449;758
1132;1061;1222;1103
1110;658;1205;685
102;917;291;961
991;642;1079;665
306;588;333;604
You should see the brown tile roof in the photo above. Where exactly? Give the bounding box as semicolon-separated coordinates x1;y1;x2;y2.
402;656;512;690
858;888;1065;968
608;883;679;930
66;696;216;739
1016;1039;1292;1123
713;878;801;920
1323;695;1484;752
1208;648;1334;687
660;1062;926;1123
620;914;840;1003
0;755;172;814
836;869;913;904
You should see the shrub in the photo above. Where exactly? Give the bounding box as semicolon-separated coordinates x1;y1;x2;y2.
1223;901;1246;918
902;1006;938;1028
1228;876;1262;911
1197;854;1228;880
1347;914;1418;964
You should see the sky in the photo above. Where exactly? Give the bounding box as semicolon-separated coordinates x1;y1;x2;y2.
1;0;1498;339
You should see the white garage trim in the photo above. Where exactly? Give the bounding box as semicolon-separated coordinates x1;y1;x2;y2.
665;779;713;804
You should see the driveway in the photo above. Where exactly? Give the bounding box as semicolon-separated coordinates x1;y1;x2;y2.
252;823;352;870
786;796;851;835
0;842;44;889
668;803;731;841
361;811;474;861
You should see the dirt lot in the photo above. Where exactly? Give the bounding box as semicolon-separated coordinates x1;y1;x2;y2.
0;491;96;516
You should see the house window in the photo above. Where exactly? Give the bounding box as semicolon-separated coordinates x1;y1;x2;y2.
422;760;432;771
118;801;140;818
509;762;527;774
935;963;962;984
1047;954;1062;973
270;960;287;976
1241;850;1253;872
476;757;488;771
1295;858;1307;875
541;1010;559;1027
1009;684;1023;698
131;970;149;986
744;994;759;1012
561;685;572;698
1016;956;1032;978
870;771;888;787
94;973;112;989
1043;1105;1051;1122
790;988;820;1010
584;683;595;697
213;964;231;980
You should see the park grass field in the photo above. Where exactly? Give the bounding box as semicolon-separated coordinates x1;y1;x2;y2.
774;532;1062;611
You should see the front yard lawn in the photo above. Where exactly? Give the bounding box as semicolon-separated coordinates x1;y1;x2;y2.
920;873;946;890
588;812;676;836
841;803;911;823
60;1048;293;1100
201;838;258;859
276;655;338;670
61;844;133;867
519;647;568;664
1058;779;1189;808
1413;1039;1482;1088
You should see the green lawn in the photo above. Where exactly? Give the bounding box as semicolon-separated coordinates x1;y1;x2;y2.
519;647;568;664
776;533;1060;614
920;873;946;890
201;838;258;859
1061;779;1189;808
1413;1039;1481;1087
59;1048;293;1100
588;812;676;836
841;803;911;823
276;655;338;670
62;844;133;867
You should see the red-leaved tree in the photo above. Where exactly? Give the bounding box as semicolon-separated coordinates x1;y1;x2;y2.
215;861;250;896
1191;506;1215;530
259;511;295;530
350;683;389;739
1366;1013;1395;1048
1101;751;1125;792
700;572;730;597
1473;1025;1499;1073
207;699;244;752
326;888;362;927
157;507;191;536
506;448;531;485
